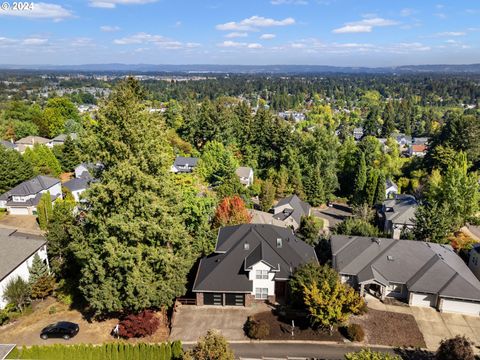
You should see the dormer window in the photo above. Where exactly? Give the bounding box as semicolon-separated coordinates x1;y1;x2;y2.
276;238;282;248
244;242;250;250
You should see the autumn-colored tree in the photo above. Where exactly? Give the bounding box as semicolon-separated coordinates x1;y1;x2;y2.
214;196;252;227
303;280;364;333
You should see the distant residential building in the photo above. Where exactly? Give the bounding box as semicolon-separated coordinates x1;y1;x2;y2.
409;144;428;157
469;244;480;281
0;176;62;215
63;178;89;202
171;156;199;174
0;139;16;150
385;179;398;199
272;195;311;230
0;229;49;309
248;209;288;228
15;136;52;153
331;235;480;316
50;133;78;146
74;162;103;181
278;111;306;122
353;127;364;141
235;167;254;187
379;194;417;239
395;133;412;148
193;224;318;306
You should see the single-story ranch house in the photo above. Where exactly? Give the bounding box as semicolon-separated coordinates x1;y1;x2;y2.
0;229;48;309
0;175;62;215
331;235;480;316
193;224;317;306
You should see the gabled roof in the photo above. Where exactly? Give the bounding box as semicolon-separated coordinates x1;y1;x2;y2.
235;166;253;178
0;140;16;149
173;156;199;167
51;133;78;142
385;178;397;190
331;235;480;302
0;176;60;199
64;177;89;192
193;224;317;292
0;229;46;282
383;194;417;226
273;195;311;225
15;136;51;145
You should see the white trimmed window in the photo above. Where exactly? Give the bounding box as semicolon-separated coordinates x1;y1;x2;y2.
256;270;268;279
255;288;268;299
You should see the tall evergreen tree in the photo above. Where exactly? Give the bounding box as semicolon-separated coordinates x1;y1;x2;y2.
353;152;367;204
37;191;53;230
0;146;33;193
73;78;197;315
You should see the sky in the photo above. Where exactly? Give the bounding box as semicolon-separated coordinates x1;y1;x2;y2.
0;0;479;66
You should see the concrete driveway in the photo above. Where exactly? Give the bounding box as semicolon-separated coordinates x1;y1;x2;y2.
0;215;42;234
367;295;480;351
312;203;352;230
170;303;271;342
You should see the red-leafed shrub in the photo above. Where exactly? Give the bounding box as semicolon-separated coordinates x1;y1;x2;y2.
118;310;160;338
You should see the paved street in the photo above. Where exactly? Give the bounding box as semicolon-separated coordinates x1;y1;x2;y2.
313;203;352;230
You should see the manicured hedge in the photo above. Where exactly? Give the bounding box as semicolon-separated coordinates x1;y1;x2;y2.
7;341;183;360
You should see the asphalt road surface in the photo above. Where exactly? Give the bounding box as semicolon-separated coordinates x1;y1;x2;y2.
313;203;352;229
229;342;398;359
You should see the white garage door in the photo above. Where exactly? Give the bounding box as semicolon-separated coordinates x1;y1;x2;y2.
440;299;480;316
410;293;436;307
9;207;29;215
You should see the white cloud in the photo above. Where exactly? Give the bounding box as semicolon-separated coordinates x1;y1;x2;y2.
260;33;276;40
89;0;156;9
333;17;398;34
436;31;466;37
114;32;199;49
270;0;307;5
0;2;72;20
216;16;295;32
225;32;248;38
100;25;121;32
400;8;415;17
22;38;48;45
218;40;262;49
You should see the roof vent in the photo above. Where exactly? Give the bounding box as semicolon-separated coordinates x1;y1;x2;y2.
244;242;250;250
372;238;381;245
387;255;394;261
276;238;283;248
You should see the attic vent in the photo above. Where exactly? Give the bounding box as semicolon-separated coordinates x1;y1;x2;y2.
244;243;250;250
387;255;395;261
276;238;283;248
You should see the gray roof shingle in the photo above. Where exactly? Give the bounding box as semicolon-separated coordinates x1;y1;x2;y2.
273;195;311;225
331;235;480;302
193;224;317;292
0;176;59;200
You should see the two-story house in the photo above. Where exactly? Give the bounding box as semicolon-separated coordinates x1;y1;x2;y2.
193;224;317;306
0;176;62;215
235;167;254;187
378;194;417;239
272;195;311;230
15;136;52;153
171;156;199;174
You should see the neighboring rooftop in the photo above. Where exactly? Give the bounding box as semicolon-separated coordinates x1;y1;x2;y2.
173;156;199;168
0;140;16;150
331;235;480;302
51;133;78;143
0;229;46;282
193;224;317;292
248;209;288;228
15;136;51;145
235;166;253;179
383;194;417;226
0;176;60;199
273;194;311;225
64;177;89;192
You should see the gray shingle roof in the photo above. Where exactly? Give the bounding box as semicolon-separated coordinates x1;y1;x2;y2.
51;133;78;143
0;176;60;200
63;178;89;192
173;156;198;167
193;224;317;292
0;229;46;282
15;136;51;145
0;140;16;149
383;194;417;226
331;235;480;302
273;195;311;225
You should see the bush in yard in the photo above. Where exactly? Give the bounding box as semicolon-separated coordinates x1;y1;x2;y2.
344;323;365;342
436;335;474;360
186;329;234;360
344;349;401;360
118;310;160;338
244;316;270;339
3;277;31;312
31;275;56;300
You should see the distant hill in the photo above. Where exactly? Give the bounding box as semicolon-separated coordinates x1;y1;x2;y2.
1;63;480;74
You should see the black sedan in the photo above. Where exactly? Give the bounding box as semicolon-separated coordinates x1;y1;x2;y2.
40;321;79;340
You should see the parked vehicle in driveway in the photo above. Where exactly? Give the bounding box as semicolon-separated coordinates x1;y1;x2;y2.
40;321;79;340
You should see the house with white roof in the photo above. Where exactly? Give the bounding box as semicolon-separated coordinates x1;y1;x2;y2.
235;167;254;187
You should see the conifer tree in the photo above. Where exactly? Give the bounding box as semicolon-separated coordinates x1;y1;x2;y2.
37;191;53;230
353;152;367;204
0;147;34;193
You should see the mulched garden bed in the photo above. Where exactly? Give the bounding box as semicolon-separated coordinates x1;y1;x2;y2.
351;308;426;348
252;310;344;341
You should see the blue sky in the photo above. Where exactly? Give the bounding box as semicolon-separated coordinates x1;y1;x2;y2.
0;0;479;65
